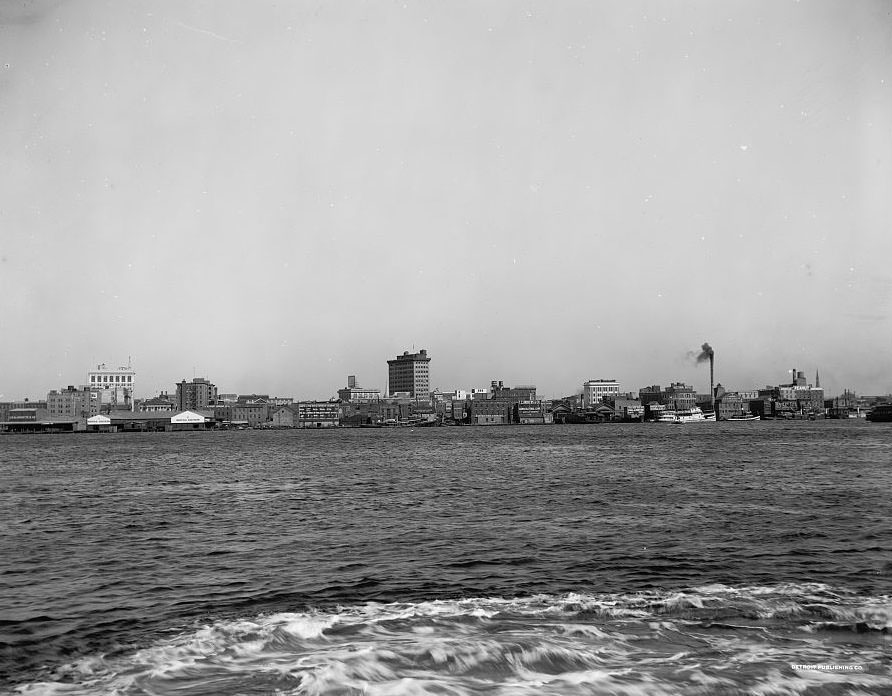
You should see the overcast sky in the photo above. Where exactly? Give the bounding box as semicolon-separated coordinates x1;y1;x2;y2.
1;0;890;400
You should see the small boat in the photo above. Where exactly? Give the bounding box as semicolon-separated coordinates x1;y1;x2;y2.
726;412;760;422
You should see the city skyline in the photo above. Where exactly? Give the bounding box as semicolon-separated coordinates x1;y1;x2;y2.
1;349;875;405
1;1;890;401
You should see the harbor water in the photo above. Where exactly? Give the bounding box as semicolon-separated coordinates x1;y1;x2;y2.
1;422;890;694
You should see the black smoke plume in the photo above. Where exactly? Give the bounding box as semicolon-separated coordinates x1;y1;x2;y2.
695;342;714;364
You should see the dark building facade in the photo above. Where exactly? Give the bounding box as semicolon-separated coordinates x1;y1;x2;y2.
175;378;218;411
387;349;431;402
468;399;513;425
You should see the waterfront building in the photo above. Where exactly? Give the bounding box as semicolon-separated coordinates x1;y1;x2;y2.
554;394;584;412
214;405;233;423
638;385;662;406
582;379;620;408
338;375;382;402
85;414;115;433
46;386;100;419
826;390;868;418
2;409;81;433
7;406;49;423
795;386;824;411
170;410;215;431
764;369;826;416
661;383;698;411
270;405;297;427
778;385;797;401
175;378;218;412
516;400;550;425
87;362;135;410
104;411;175;432
297;401;340;428
237;394;270;405
232;403;270;427
0;399;48;426
138;392;176;413
610;396;645;421
489;381;536;402
449;399;468;422
387;349;431;402
748;397;773;418
430;388;449;407
715;391;746;420
0;398;84;433
468;399;513;425
340;399;408;426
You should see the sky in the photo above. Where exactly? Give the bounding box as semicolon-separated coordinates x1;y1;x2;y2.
1;0;890;401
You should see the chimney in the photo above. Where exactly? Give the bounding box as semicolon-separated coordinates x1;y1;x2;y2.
710;354;715;408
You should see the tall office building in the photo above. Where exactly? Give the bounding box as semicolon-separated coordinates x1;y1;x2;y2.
175;378;218;411
387;349;431;402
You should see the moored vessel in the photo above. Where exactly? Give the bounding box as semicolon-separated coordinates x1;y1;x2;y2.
866;404;892;422
655;409;678;423
674;406;712;423
726;412;760;422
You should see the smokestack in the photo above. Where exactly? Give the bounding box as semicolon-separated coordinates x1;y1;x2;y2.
692;342;715;409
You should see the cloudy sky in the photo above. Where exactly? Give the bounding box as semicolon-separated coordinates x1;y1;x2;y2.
1;0;890;400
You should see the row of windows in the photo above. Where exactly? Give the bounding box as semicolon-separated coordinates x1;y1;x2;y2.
90;375;133;384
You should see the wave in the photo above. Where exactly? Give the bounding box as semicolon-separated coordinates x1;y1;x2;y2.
10;583;890;696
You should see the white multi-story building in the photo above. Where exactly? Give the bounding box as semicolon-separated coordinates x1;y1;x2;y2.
86;362;135;409
583;379;620;409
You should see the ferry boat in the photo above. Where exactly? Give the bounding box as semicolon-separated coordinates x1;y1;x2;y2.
675;407;713;423
656;406;713;423
866;404;892;423
655;408;678;423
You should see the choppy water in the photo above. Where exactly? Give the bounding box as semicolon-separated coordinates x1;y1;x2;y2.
1;422;890;694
